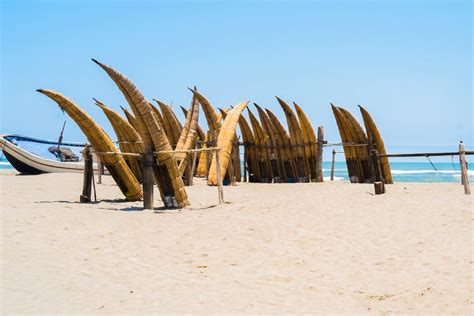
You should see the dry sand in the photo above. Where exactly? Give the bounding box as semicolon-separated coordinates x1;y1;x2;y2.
1;171;472;314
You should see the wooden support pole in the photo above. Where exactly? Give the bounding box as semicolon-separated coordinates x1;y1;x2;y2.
142;152;154;210
243;159;248;183
215;148;224;204
80;145;93;203
97;157;103;184
315;126;324;182
330;149;336;181
371;149;385;195
228;149;236;186
373;182;385;195
188;144;199;186
459;141;471;195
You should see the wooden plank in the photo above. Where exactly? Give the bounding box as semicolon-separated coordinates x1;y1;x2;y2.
459;142;471;195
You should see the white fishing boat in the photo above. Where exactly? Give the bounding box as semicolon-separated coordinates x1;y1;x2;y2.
0;134;92;174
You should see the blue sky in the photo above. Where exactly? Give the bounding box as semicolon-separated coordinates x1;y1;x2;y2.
1;0;472;152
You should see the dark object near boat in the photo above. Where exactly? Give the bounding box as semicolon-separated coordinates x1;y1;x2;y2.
48;146;80;162
0;134;86;174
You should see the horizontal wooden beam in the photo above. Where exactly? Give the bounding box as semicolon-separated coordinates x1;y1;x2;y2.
380;151;474;158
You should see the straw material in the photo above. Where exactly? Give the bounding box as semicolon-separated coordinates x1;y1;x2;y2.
331;104;358;181
175;92;200;174
92;59;188;207
181;104;206;177
248;108;272;182
265;108;298;182
148;102;164;128
121;107;140;133
359;105;393;184
293;102;318;181
189;89;222;139
92;59;153;152
37;89;142;201
277;97;310;180
255;104;282;181
208;101;249;185
195;133;208;177
181;106;206;141
238;114;259;182
154;100;182;148
218;108;241;182
339;107;370;183
95;99;144;182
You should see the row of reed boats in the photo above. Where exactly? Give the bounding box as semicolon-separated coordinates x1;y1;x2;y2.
2;59;392;208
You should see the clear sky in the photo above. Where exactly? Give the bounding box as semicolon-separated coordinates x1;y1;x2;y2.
1;0;472;151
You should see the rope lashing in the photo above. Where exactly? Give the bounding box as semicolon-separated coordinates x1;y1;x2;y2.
425;155;438;172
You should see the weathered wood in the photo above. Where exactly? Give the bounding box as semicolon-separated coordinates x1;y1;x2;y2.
188;144;199;186
459;142;471;195
215;149;224;204
374;181;385;195
243;159;248;182
330;149;336;181
142;152;154;210
227;148;236;186
80;145;93;203
97;158;103;184
371;149;385;194
315;126;324;182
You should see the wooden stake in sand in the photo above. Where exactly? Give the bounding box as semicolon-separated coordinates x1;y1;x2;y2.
80;145;93;203
371;149;385;195
459;141;471;195
187;144;199;186
215;148;224;204
97;158;103;184
330;149;336;181
142;152;154;209
316;126;324;182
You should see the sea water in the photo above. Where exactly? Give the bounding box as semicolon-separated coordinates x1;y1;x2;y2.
321;161;473;183
1;149;472;183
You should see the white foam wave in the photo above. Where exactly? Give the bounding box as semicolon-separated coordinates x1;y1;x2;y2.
0;162;11;166
391;169;474;176
324;176;344;181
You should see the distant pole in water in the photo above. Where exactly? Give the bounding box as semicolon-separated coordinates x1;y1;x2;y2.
57;120;67;150
459;141;471;195
330;149;336;181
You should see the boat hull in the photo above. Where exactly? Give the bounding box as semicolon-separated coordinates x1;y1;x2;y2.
0;135;87;174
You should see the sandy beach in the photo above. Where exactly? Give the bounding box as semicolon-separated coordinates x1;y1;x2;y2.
1;171;472;314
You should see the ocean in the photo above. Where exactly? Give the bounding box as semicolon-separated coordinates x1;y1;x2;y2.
1;149;472;183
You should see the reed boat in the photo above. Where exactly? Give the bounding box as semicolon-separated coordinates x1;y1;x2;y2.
92;59;188;207
0;134;89;174
208;101;248;186
293;102;319;181
255;104;283;182
37;89;143;201
277;97;310;182
238;114;259;182
358;105;393;184
248;108;272;183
